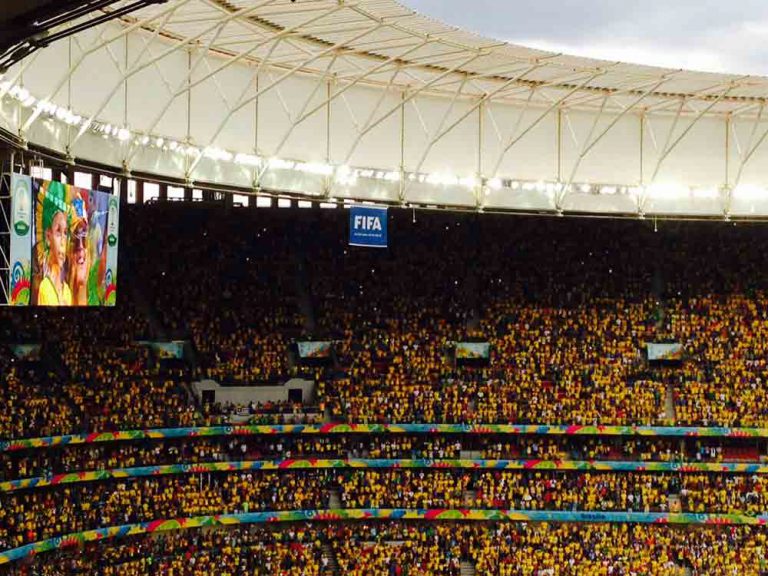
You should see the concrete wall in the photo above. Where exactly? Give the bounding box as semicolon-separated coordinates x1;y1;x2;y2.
191;378;315;407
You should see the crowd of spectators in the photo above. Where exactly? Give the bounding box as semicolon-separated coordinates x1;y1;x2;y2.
0;356;198;439
0;465;747;550
480;436;679;461
6;459;768;556
679;473;768;514
309;214;668;426
304;215;768;431
332;524;463;576
657;224;768;428
1;439;229;481
335;470;674;512
3;433;766;484
9;204;768;571
0;302;198;439
3;522;768;575
0;471;330;549
471;522;768;575
205;400;324;425
0;366;79;440
471;471;673;512
337;470;469;509
129;205;304;385
8;208;768;437
2;525;334;576
668;294;768;427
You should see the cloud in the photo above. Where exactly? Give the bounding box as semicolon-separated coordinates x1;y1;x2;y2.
402;0;768;75
517;39;728;73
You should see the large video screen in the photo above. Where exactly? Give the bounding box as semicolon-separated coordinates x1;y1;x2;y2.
9;174;119;306
297;341;333;359
646;342;683;362
455;342;491;360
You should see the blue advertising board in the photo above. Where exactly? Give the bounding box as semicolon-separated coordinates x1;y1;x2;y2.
349;206;387;248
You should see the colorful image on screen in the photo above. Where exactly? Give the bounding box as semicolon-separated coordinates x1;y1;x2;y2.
455;342;491;360
646;342;684;362
297;341;333;358
27;179;118;306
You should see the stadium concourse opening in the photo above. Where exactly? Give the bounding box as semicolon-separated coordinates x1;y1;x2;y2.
6;0;768;574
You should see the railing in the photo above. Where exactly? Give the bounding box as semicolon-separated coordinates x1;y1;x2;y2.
4;458;768;493
2;509;767;566
3;422;768;452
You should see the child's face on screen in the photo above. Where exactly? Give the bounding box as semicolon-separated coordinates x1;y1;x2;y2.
47;211;68;268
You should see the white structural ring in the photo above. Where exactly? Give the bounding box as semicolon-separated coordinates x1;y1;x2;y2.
4;0;768;216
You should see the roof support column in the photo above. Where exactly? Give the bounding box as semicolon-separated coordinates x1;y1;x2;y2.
649;85;734;183
399;90;406;204
733;104;768;190
556;107;562;183
489;71;604;179
476;97;483;210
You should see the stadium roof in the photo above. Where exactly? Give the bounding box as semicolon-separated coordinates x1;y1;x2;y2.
5;0;768;217
118;0;765;116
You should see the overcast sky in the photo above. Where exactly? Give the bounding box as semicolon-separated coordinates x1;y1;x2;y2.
404;0;768;75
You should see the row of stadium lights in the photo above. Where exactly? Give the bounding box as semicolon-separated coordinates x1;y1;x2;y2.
3;79;767;202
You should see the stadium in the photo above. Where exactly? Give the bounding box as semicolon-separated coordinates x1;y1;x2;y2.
3;0;768;574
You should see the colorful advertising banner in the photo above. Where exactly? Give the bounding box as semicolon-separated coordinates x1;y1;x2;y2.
6;458;768;493
9;173;32;305
9;423;768;453
297;341;333;358
456;342;491;360
104;193;119;305
647;343;684;361
349;205;388;248
9;177;119;306
2;509;768;566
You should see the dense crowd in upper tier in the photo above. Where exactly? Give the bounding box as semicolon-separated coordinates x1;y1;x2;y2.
131;207;305;385
3;522;768;575
5;206;768;436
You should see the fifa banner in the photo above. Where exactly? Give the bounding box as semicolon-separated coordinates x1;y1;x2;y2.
456;342;491;360
349;205;387;248
647;343;684;362
9;175;119;306
137;341;186;360
297;341;333;359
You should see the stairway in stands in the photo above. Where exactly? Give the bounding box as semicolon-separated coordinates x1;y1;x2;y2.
465;216;482;333
665;382;677;422
460;560;476;576
320;542;339;575
328;489;342;509
319;489;342;574
130;277;167;340
652;259;678;424
668;493;682;513
292;234;316;334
